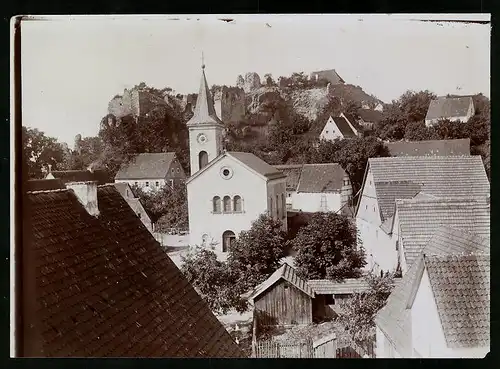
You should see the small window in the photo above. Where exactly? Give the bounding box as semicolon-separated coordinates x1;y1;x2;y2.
365;205;368;210
223;196;231;212
145;182;149;187
288;193;291;197
373;206;375;212
155;181;159;187
213;196;221;213
171;168;174;173
326;131;329;134
176;168;180;173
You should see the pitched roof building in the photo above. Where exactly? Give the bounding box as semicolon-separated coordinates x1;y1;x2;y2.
425;96;475;126
296;163;348;193
386;138;471;157
375;227;489;358
310;69;345;85
18;179;242;357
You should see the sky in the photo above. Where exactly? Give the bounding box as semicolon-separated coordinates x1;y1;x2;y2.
19;14;490;146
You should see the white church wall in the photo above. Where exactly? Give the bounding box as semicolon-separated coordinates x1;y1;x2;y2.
187;155;269;252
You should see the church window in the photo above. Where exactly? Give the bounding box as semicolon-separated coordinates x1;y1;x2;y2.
220;166;233;180
199;151;208;170
223;196;231;212
213;196;221;213
233;196;242;212
222;230;236;252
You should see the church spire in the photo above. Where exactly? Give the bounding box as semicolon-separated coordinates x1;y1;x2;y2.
186;58;224;127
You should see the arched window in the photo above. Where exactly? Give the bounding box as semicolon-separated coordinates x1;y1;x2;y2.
233;195;242;212
213;196;221;213
223;196;231;212
199;151;208;170
222;230;236;252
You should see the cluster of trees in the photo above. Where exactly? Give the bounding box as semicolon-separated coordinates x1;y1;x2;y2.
180;212;366;314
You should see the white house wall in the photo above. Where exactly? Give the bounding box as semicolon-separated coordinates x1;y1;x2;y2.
376;326;401;358
411;270;489;358
115;178;167;193
187;155;269;252
292;192;342;213
319;117;344;141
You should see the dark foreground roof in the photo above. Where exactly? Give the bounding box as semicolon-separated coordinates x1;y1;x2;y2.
386;138;470;157
23;185;242;357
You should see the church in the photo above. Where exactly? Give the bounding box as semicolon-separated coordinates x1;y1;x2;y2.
186;63;287;253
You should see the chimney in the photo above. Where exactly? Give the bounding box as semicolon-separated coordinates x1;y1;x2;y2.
65;181;100;217
48;164;52;173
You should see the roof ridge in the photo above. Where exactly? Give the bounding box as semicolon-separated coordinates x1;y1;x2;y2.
27;188;69;194
371;155;481;161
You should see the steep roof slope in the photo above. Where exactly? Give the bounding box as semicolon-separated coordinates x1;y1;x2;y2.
331;117;356;137
296;163;347;193
425;96;473;121
386;139;470;157
395;198;490;267
186;67;224;127
375;181;422;221
425;253;490;348
115;153;176;180
24;185;242;357
375;226;489;356
369;155;489;199
228;152;286;179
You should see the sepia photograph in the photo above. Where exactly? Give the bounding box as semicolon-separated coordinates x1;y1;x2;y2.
12;14;490;358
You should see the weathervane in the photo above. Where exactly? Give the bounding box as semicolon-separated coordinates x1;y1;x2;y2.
201;51;205;69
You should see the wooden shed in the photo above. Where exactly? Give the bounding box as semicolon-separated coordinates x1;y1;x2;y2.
249;263;315;326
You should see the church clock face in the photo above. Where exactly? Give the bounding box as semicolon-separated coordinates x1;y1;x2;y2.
197;133;208;144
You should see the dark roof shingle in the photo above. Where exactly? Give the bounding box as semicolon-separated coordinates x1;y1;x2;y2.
425;96;473;121
296;163;348;193
115;153;176;180
331;117;356;138
386;139;471;157
425;253;490;348
25;185;242;357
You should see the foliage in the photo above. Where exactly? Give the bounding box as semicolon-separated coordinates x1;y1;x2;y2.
132;183;188;229
227;214;289;293
313;137;390;196
292;212;366;280
60;136;104;171
180;246;247;314
336;272;395;341
22;126;65;179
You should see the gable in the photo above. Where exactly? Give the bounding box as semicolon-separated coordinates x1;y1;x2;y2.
115;153;176;180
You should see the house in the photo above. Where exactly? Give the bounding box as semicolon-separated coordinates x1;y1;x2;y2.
248;263;316;326
309;69;345;85
17;178;243;357
355;155;490;274
386;138;470;157
113;182;154;233
390;197;490;275
357;109;385;131
375;227;489;358
186;63;287;254
319;112;362;141
425;96;475;127
114;152;186;192
274;164;303;209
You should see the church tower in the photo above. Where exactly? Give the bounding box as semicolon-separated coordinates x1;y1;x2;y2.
187;61;225;176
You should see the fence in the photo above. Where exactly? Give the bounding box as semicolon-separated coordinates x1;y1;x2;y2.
252;333;375;358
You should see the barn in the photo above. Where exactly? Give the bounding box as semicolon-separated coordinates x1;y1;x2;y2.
249;263;316;326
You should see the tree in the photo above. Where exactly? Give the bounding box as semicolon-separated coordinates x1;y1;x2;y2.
227;214;289;292
181;247;247;314
336;273;395;341
404;121;437;141
292;212;366;280
431;119;469;140
264;73;275;87
22;126;65;179
398;90;436;123
132;184;188;230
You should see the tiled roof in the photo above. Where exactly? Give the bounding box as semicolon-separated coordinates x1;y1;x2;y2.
396;198;490;267
307;278;370;295
425;253;490;348
186;67;224;127
115;153;176;180
227;152;286;180
358;109;384;123
386;138;471;157
48;170;96;183
27;179;65;191
332;117;356;138
249;263;315;301
375;226;489;356
375;181;422;221
369;155;490;199
274;164;303;191
113;182;133;198
425;96;473;121
24;185;242;357
296;163;347;193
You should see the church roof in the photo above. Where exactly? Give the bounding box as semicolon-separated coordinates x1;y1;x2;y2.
186;66;224;128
